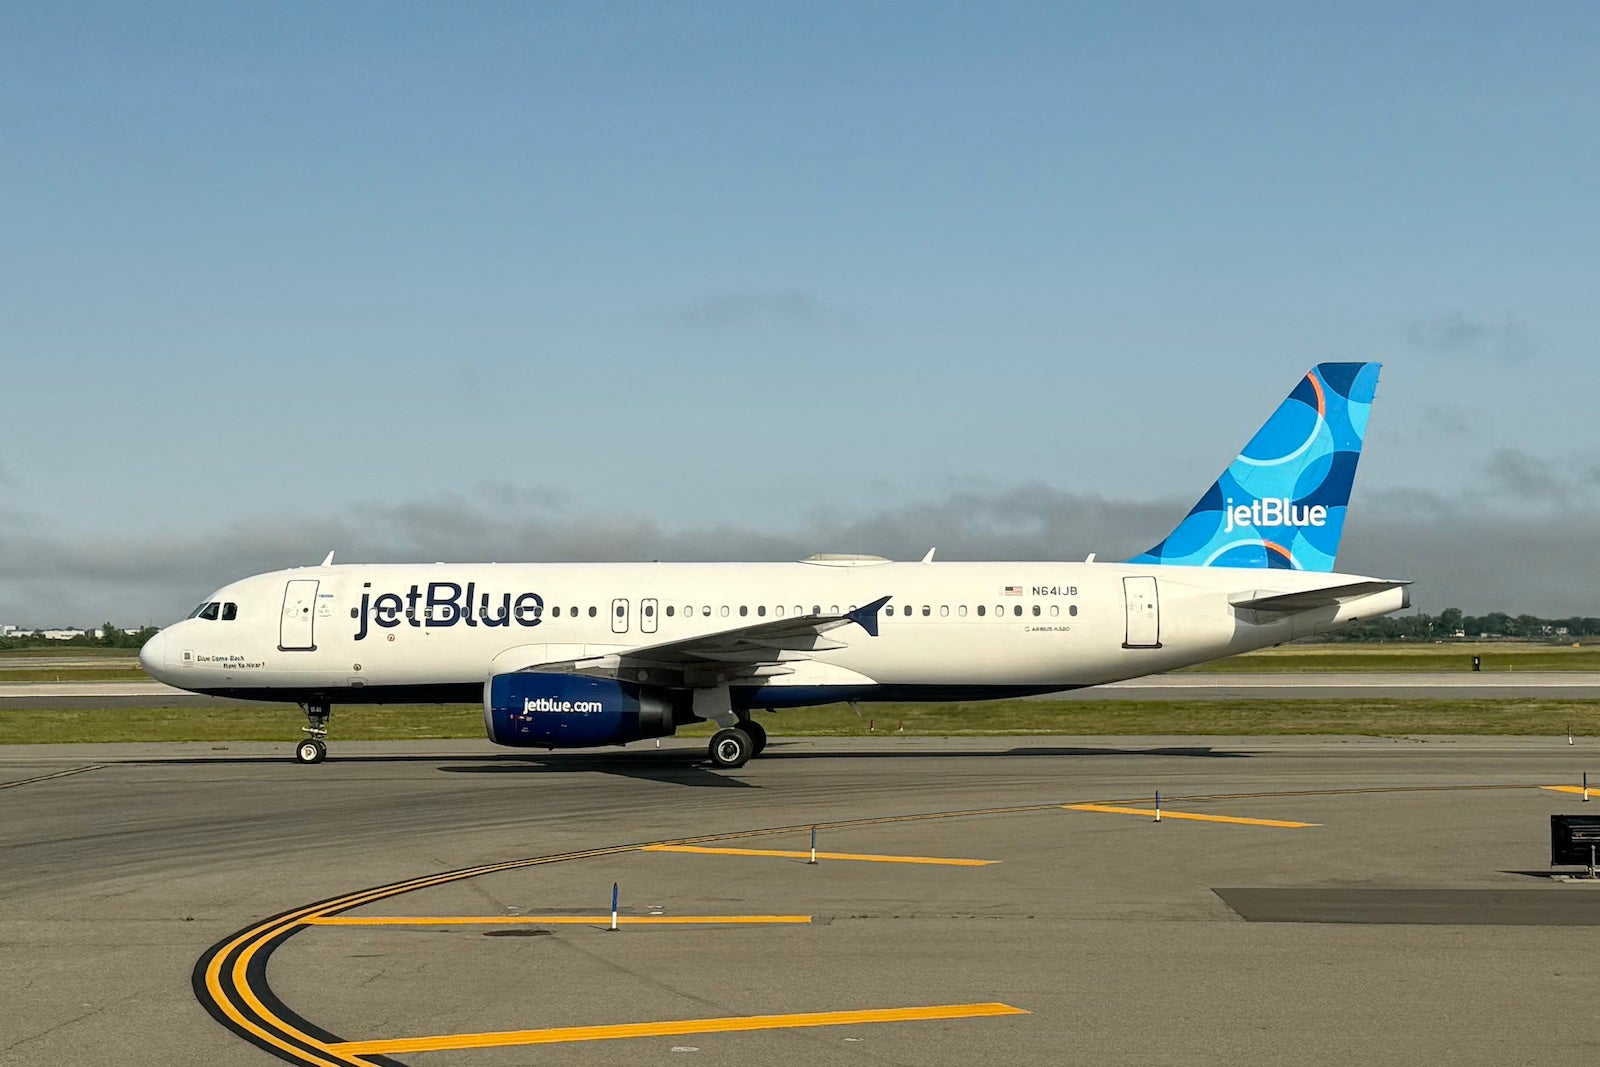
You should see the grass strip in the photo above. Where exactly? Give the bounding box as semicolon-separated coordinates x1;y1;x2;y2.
2;699;1599;744
0;669;153;682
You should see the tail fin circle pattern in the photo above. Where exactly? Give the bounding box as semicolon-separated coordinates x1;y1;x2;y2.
1125;362;1379;572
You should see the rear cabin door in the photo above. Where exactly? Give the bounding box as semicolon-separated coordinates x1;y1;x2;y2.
611;598;630;634
279;579;320;651
1122;576;1161;649
640;598;659;634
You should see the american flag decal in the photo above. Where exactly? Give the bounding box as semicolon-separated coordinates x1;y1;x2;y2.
1003;586;1023;596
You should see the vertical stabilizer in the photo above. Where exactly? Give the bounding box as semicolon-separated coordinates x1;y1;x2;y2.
1125;362;1379;571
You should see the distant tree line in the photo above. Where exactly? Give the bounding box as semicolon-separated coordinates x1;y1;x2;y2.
0;623;160;651
1332;608;1600;642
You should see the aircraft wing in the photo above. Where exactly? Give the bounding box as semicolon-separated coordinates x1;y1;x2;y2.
1229;580;1410;614
512;596;892;688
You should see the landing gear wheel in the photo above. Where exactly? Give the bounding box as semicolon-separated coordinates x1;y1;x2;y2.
298;701;331;764
708;727;753;769
742;719;768;757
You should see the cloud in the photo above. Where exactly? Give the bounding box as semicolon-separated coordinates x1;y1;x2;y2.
3;474;1599;626
676;291;849;331
1406;313;1535;362
1480;447;1600;506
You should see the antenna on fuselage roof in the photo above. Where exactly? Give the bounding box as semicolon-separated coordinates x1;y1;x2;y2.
921;547;936;563
320;551;335;567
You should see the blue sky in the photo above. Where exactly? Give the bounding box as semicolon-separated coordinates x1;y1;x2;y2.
2;3;1598;623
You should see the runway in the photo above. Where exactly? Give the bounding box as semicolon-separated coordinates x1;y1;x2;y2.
5;671;1600;707
3;735;1598;1065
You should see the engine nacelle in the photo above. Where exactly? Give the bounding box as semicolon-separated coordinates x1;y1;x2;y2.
484;672;688;748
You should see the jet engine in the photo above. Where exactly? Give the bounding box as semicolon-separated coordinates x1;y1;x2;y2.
484;672;690;748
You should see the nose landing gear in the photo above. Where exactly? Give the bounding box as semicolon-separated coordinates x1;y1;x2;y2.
295;702;330;764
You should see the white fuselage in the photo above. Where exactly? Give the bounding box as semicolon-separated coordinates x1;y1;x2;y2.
139;558;1408;707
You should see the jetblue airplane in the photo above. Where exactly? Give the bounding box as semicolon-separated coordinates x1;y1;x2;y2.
139;363;1406;769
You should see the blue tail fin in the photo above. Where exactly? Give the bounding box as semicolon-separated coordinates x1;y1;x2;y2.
1125;362;1380;571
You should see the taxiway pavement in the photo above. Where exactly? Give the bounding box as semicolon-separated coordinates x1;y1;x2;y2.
2;735;1599;1065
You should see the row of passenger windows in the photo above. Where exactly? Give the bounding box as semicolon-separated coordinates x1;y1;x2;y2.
364;602;1079;621
188;601;238;622
654;603;1079;619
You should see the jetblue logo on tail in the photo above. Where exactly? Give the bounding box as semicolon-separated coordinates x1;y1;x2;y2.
1222;498;1328;534
1124;362;1380;572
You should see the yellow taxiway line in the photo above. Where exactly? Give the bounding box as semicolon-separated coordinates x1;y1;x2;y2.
1542;785;1596;798
642;844;995;865
330;1002;1029;1055
307;914;812;926
1064;803;1318;828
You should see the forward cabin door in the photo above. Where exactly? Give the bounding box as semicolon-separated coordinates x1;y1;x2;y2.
640;598;659;634
279;579;320;651
611;598;630;634
1122;576;1161;649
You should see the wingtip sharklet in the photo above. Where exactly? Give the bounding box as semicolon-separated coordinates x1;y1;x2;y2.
846;596;893;638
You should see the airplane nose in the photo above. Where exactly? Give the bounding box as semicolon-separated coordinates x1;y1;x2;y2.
138;631;168;676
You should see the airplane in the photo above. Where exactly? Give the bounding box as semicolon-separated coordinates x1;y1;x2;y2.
139;362;1407;769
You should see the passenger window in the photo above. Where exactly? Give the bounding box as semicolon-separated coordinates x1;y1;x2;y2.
940;605;950;617
812;605;821;615
703;606;712;617
588;606;597;618
1014;605;1023;616
921;605;930;617
958;605;967;617
739;606;748;617
552;606;561;618
615;604;625;618
775;605;785;618
720;606;730;617
977;605;986;617
222;603;238;621
569;606;577;617
644;603;655;618
1032;605;1041;616
1050;605;1060;617
1069;604;1079;617
758;606;766;617
665;605;674;617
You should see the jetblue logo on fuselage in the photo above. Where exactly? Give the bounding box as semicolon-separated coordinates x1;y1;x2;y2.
1222;498;1328;534
354;582;543;641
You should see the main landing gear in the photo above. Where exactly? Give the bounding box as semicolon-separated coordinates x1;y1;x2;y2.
295;702;330;764
706;716;768;770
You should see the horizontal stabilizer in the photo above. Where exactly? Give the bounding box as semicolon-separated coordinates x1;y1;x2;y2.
1229;580;1411;614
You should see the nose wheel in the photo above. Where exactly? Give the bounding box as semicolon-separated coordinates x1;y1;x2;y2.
296;702;331;764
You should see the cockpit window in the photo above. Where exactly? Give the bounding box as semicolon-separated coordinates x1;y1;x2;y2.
221;602;238;621
188;602;209;619
198;602;220;621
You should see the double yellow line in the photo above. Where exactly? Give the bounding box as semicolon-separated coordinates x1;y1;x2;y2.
196;843;647;1066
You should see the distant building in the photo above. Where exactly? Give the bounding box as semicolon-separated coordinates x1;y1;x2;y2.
40;628;102;641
